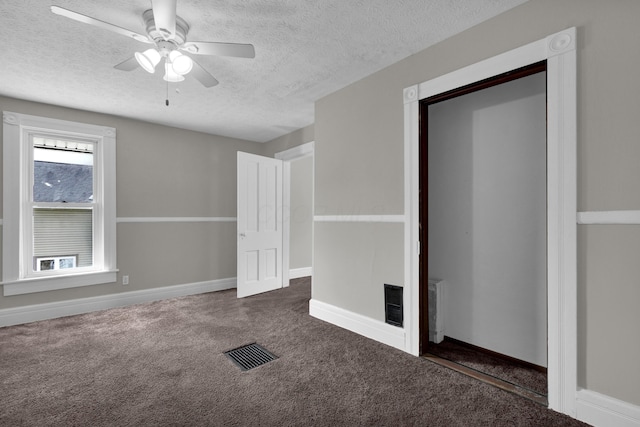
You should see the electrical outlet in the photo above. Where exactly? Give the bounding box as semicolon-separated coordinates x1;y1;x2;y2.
122;275;129;285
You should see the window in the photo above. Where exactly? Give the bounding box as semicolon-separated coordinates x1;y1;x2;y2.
2;112;117;295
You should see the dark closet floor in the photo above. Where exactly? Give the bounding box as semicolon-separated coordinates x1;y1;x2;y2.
425;338;547;404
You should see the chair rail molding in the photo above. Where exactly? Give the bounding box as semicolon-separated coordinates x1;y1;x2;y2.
577;210;640;225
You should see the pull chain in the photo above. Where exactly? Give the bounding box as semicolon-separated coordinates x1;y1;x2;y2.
165;75;169;106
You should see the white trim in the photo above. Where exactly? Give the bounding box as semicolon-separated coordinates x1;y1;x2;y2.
576;389;640;427
2;270;118;295
0;277;236;328
547;28;578;415
309;299;406;351
282;160;292;287
102;130;117;273
116;217;237;223
275;141;315;161
404;27;577;416
577;211;640;225
314;215;405;223
404;84;420;357
290;267;312;279
3;112;23;283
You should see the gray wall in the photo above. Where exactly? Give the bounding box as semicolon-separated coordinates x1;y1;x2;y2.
428;72;547;367
261;125;314;158
0;95;261;309
313;0;640;406
289;156;313;270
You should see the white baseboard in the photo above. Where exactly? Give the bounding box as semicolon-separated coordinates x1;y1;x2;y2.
576;389;640;427
290;267;312;279
309;298;406;351
0;277;236;328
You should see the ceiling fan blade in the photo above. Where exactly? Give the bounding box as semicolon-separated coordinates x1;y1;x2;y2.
190;60;219;88
182;42;255;59
114;57;139;71
51;6;151;43
152;0;177;39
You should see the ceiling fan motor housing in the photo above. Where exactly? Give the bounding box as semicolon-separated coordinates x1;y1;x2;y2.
143;9;189;45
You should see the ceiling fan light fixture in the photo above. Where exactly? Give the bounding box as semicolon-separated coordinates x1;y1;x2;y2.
135;48;161;73
168;51;193;75
163;61;185;82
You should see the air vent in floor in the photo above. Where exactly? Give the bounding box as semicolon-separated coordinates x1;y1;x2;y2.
224;343;278;371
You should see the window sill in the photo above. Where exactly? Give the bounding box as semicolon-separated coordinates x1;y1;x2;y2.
2;270;118;296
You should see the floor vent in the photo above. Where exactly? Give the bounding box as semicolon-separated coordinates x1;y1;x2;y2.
224;343;278;371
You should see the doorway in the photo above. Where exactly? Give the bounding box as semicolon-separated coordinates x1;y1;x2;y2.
276;142;315;284
403;27;577;415
420;62;548;402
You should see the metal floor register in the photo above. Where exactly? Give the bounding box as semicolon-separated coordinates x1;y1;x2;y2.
224;343;278;371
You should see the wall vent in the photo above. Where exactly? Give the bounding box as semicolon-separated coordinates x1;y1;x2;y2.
384;284;403;327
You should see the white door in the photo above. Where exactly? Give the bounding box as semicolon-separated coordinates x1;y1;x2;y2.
237;152;283;298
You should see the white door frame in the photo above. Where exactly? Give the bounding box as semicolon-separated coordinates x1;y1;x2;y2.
275;141;315;285
403;28;577;416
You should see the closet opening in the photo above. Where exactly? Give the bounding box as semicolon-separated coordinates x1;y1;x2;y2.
419;61;548;404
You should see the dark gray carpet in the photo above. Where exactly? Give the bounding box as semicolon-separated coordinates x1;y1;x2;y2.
0;277;588;426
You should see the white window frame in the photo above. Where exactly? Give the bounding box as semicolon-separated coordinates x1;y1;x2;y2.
2;111;117;295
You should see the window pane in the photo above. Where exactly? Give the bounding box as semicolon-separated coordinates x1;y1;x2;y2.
33;142;94;203
33;209;93;269
59;257;76;269
39;260;55;271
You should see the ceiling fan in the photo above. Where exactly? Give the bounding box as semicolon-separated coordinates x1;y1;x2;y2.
51;0;255;88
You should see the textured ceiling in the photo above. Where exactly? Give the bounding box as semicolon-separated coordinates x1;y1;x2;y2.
0;0;528;142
